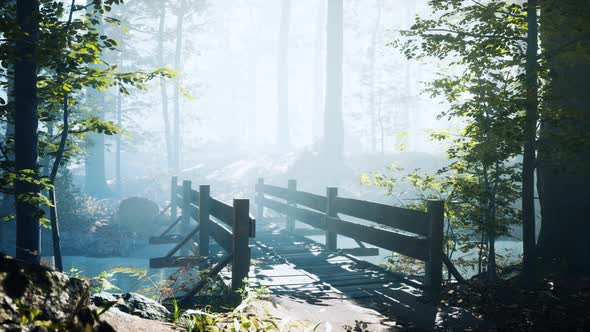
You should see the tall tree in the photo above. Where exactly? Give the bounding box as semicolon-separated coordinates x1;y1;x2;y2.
323;0;344;161
0;0;16;255
536;0;590;273
312;0;325;142
522;0;538;285
367;0;383;152
277;0;291;149
84;0;110;197
157;4;173;172
14;0;41;264
172;0;186;173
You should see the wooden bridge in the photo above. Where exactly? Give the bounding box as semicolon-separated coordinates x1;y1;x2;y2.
149;176;448;328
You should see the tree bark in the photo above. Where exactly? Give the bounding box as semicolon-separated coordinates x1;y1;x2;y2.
172;2;185;173
522;0;538;285
277;0;291;149
537;0;590;273
14;0;41;264
84;0;110;197
158;5;173;172
312;0;325;142
323;0;344;161
368;0;383;152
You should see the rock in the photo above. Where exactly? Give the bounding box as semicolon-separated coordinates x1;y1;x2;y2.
113;197;161;237
100;308;182;332
91;292;171;322
0;255;90;328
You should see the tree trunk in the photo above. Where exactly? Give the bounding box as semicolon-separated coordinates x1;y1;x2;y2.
312;0;326;142
522;0;538;285
158;6;173;172
84;0;110;197
0;0;16;256
14;0;41;264
536;0;590;273
277;0;291;149
172;3;185;173
368;0;383;152
115;84;122;193
323;0;344;161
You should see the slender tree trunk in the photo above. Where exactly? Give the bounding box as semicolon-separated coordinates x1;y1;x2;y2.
46;92;69;272
323;0;344;161
172;3;185;173
115;83;122;193
536;0;590;273
312;0;325;142
368;0;383;152
522;0;538;286
158;6;173;172
15;0;41;264
84;0;110;197
246;7;259;145
277;0;291;149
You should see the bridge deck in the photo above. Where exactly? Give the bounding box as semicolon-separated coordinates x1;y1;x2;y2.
220;218;441;330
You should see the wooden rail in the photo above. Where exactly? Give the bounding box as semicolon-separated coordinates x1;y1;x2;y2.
150;177;256;294
255;178;444;293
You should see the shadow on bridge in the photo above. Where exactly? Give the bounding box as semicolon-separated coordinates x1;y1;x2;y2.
252;219;438;330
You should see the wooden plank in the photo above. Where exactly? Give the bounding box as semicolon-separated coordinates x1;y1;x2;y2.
191;189;200;204
189;204;199;222
159;215;182;238
291;207;327;229
425;200;444;293
292;228;325;236
289;190;326;212
149;256;209;269
325;187;338;251
257;183;327;212
257;184;290;201
325;216;429;261
341;247;380;257
210;197;233;226
149;234;183;245
208;218;233;252
259;197;289;214
199;185;210;256
334;197;429;236
232;199;251;291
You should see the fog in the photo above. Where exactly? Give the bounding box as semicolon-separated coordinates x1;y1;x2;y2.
87;0;459;199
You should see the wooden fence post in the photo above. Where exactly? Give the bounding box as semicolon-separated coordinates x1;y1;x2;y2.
256;178;264;222
425;200;444;294
171;176;178;223
325;187;338;252
232;199;251;292
181;180;192;256
199;185;210;256
287;179;297;232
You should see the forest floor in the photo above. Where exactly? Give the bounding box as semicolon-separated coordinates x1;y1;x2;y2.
439;266;590;331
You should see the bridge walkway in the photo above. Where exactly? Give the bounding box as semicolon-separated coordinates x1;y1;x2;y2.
221;218;440;330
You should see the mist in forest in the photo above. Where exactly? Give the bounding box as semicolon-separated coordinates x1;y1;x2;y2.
86;0;456;199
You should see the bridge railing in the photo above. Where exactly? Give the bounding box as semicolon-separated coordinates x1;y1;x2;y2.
150;176;255;298
255;178;444;293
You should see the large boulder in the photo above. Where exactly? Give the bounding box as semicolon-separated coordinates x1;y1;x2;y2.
113;197;161;237
91;292;171;321
0;255;90;330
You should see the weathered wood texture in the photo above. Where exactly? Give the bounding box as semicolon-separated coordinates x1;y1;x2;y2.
255;178;444;293
232;199;251;291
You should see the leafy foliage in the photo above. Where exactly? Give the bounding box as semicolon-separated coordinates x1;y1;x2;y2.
377;0;541;279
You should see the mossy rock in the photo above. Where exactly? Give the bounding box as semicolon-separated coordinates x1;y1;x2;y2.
113;197;161;236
